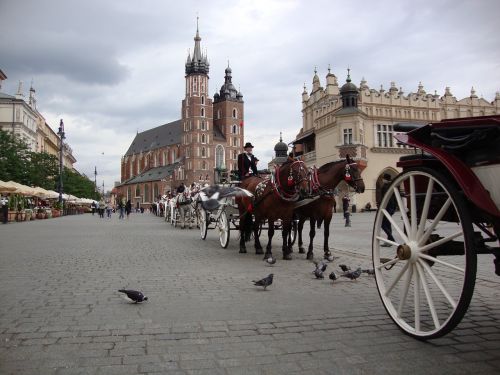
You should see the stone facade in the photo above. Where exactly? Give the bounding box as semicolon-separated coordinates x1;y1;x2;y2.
0;78;77;169
295;67;500;209
117;24;245;207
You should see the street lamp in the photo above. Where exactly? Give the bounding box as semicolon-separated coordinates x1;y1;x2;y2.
57;119;66;206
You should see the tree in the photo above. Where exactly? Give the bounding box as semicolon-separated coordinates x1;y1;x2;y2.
59;167;101;200
26;152;59;190
0;130;30;183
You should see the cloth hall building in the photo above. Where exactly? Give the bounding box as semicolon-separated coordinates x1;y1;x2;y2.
294;67;500;210
117;25;244;207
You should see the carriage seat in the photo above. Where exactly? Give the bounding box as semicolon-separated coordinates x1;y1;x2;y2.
398;153;435;162
393;123;427;132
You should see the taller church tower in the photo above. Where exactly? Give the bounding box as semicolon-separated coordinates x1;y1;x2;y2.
181;19;213;183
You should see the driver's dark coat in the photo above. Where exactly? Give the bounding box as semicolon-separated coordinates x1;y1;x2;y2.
237;152;258;179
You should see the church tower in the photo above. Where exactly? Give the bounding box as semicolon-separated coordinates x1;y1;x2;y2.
181;18;213;183
213;64;244;174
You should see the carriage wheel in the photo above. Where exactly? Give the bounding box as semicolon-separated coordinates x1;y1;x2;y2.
199;208;208;240
372;167;476;339
289;219;298;246
218;211;230;248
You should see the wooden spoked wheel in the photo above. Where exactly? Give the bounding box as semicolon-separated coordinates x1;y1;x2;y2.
372;168;476;339
218;211;230;248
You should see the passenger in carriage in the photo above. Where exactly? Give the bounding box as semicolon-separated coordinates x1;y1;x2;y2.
238;142;258;180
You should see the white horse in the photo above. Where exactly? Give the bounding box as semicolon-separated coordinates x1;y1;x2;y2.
175;187;194;229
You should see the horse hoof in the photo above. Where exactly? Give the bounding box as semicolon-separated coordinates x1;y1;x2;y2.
298;247;305;254
255;248;264;255
324;252;334;262
283;253;293;260
306;252;314;260
239;248;247;254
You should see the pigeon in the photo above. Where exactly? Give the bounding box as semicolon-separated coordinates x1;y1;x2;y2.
118;289;148;303
339;264;351;272
265;256;277;265
312;260;328;279
252;274;273;290
340;267;362;281
199;185;253;211
329;272;337;281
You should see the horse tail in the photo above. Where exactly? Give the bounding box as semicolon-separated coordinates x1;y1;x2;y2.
317;218;323;229
243;212;253;242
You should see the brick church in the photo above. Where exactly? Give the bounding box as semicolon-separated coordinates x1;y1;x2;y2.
117;22;244;207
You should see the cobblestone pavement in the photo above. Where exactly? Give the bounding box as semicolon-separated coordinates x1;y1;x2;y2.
0;212;498;375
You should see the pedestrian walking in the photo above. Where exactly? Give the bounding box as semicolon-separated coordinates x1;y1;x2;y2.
342;194;351;227
118;199;125;219
125;199;132;219
98;199;105;218
1;195;9;224
379;173;397;246
106;201;112;219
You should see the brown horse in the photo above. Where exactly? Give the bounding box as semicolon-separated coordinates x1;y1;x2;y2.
238;160;309;260
295;155;365;260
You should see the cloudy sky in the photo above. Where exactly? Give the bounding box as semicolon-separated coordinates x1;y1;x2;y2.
1;0;499;190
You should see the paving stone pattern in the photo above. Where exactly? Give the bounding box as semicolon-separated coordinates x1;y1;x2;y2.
0;212;499;374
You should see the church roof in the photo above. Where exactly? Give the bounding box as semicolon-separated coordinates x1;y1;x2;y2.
124;119;182;156
120;164;180;186
0;92;16;100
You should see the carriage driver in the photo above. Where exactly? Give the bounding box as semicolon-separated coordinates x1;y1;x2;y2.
238;142;258;180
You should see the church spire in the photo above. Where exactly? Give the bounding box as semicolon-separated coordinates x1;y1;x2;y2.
185;17;209;75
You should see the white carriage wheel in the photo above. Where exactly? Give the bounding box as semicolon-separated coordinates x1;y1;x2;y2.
219;211;230;248
199;208;208;240
289;219;298;246
372;167;476;339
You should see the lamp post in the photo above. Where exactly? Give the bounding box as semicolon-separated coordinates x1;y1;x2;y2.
57;119;66;206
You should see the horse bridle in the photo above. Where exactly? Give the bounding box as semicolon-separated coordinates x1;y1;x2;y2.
274;160;308;201
344;162;363;191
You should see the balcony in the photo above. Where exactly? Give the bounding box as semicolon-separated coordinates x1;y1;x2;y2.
302;150;316;164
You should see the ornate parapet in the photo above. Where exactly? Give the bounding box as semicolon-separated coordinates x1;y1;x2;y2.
370;147;416;154
337;143;368;160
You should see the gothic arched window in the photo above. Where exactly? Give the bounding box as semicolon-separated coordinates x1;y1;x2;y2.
232;108;237;118
201;147;206;157
215;144;224;168
144;185;150;203
201;108;205;117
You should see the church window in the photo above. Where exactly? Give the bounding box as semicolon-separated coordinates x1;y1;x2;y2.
201;121;206;131
233;150;238;160
232;108;237;118
144;185;150;203
232;137;237;147
201;96;205;105
376;124;394;147
217;109;221;119
201;147;206;157
127;187;132;201
343;128;353;145
201;107;205;117
154;183;159;200
202;161;207;170
135;185;141;198
232;124;237;134
201;134;206;144
215;145;224;168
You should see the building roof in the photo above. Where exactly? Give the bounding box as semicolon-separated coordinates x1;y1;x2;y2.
0;92;16;100
120;164;180;186
125;119;182;156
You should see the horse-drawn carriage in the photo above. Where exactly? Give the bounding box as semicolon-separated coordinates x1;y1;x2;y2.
373;115;500;339
197;174;300;250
